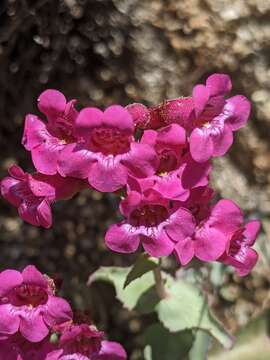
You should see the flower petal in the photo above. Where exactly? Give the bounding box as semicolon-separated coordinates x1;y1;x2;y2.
212;124;233;157
105;223;140;254
38;89;66;120
75;107;104;138
206;74;232;96
44;296;73;327
95;340;127;360
195;227;227;262
31;141;64;175
37;199;53;229
156;124;186;146
244;220;261;246
209;199;243;235
126;103;150;129
0;305;20;335
0;177;22;207
29;174;57;198
57;143;95;179
122;142;158;178
22;115;50;151
165;208;195;242
192;84;210;117
119;191;142;217
18;201;41;227
140;130;157;146
174;237;195;266
180;154;211;189
0;270;22;297
22;265;47;288
0;339;18;360
152;174;190;201
142;230;174;257
103;105;134;133
225;95;251;131
20;312;49;342
8;165;26;180
189;127;214;163
234;248;258;276
88;157;127;192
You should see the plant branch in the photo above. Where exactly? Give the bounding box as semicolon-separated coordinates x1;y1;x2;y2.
153;264;167;300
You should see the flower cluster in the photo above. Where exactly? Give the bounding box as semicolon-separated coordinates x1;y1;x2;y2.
0;265;127;360
1;74;260;275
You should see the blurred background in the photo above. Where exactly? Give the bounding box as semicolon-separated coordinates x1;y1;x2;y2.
0;0;270;358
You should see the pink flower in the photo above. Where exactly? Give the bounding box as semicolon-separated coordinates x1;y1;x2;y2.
189;74;251;162
57;105;157;192
125;103;150;129
105;183;195;258
181;186;214;222
174;199;244;266
0;334;55;360
138;124;211;200
126;97;194;130
1;165;84;228
22;90;79;175
0;265;73;342
93;341;127;360
46;324;126;360
219;219;260;276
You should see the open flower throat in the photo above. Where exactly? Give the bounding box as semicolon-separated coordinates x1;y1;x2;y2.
6;284;49;307
90;127;131;155
130;204;169;227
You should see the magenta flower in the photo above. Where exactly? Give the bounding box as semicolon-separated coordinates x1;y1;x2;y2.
182;186;214;222
57;105;157;192
219;219;260;276
189;74;251;162
125;103;150;129
0;334;55;360
126;97;194;130
46;324;126;360
93;341;127;360
139;124;211;200
105;184;195;258
174;199;244;266
0;265;73;342
22;90;79;175
1;165;83;228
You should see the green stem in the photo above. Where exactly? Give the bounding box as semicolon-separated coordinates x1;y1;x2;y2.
153;264;167;299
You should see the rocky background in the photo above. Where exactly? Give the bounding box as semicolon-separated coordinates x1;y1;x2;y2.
0;0;270;358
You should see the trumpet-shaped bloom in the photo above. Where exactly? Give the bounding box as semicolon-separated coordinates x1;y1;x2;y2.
139;124;211;200
0;334;55;360
0;265;72;342
189;74;251;162
105;183;195;257
1;165;83;228
46;324;126;360
57;105;157;192
22;90;79;175
174;199;244;266
219;219;260;276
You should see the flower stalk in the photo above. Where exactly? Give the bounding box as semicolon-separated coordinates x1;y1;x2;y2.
153;263;168;300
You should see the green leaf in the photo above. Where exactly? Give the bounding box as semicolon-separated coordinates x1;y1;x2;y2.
124;253;158;288
135;286;160;314
189;330;211;360
88;266;155;310
143;323;193;360
156;278;233;349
